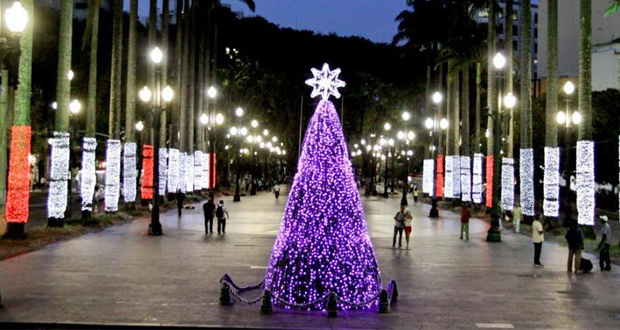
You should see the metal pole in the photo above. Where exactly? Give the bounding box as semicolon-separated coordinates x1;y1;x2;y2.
487;71;502;242
149;69;163;236
563;99;572;226
429;104;440;218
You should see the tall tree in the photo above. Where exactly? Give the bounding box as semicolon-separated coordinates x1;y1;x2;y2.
578;0;592;140
126;0;138;143
486;0;496;162
109;0;123;139
54;0;72;133
505;0;514;158
172;0;183;149
519;0;534;218
161;0;170;147
85;0;100;138
546;0;558;147
474;63;482;154
179;0;190;152
147;0;157;146
188;0;197;153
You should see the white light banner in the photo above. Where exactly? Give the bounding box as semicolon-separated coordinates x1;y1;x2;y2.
577;141;595;225
105;140;122;212
501;157;515;211
519;148;535;216
194;150;203;190
158;148;168;196
167;148;180;193
179;152;186;194
122;142;137;203
460;156;471;202
543;147;560;217
453;155;461;198
203;153;210;189
80;137;98;211
185;153;194;193
472;153;483;204
48;132;70;219
423;159;434;195
444;156;454;198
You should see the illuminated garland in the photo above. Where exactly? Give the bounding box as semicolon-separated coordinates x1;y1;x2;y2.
472;153;483;204
460;156;471;202
194;150;203;190
122;142;137;203
179;152;186;193
265;100;380;310
80;137;98;211
48;132;70;219
141;145;154;200
185;153;194;193
543;147;560;217
501;157;514;211
444;156;454;198
576;141;595;225
453;156;461;198
485;156;493;208
202;153;210;189
158;148;167;196
104;140;122;212
167;148;180;193
519;149;535;216
211;153;217;189
423;159;434;194
6;126;31;223
436;155;444;197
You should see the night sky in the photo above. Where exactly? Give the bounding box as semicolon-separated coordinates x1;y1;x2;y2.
133;0;408;44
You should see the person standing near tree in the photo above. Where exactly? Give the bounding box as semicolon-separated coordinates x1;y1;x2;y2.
413;186;419;203
565;220;583;273
532;214;546;267
392;205;406;248
460;204;471;240
513;202;522;233
598;215;612;271
202;198;215;234
216;200;229;235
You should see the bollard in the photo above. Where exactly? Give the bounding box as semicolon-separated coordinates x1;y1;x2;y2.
378;289;390;314
260;290;273;314
219;282;232;306
326;291;338;318
390;281;399;303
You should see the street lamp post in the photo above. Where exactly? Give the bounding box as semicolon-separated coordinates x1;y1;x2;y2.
140;47;173;236
427;91;446;218
382;123;391;198
398;124;415;206
207;86;217;193
557;81;579;227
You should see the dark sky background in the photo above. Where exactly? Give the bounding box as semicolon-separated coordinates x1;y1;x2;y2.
133;0;408;44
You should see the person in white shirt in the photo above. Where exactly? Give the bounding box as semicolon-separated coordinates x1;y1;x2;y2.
216;200;229;234
532;214;546;267
597;215;612;271
274;184;281;199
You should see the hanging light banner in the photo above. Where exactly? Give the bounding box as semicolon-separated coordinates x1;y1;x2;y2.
104;139;122;212
167;148;180;193
453;156;461;198
81;137;98;211
436;154;444;197
501;157;515;211
543;147;560;217
122;142;137;203
520;149;535;216
202;153;210;189
444;156;454;198
472;153;483;204
141;145;154;200
423;159;434;194
158;148;168;196
179;152;186;193
194;150;203;190
48;132;70;219
485;156;493;208
460;156;471;202
577;141;595;225
211;153;217;189
185;153;194;192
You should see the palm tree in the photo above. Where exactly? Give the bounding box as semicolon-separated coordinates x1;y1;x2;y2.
604;0;620;88
546;0;558;149
109;0;123;139
188;0;197;155
172;0;183;150
505;0;514;158
123;0;138;208
519;0;534;217
179;0;190;154
161;0;170;148
578;0;592;141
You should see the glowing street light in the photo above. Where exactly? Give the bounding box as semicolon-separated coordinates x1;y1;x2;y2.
135;121;144;131
563;81;576;95
503;92;517;109
251;119;258;128
215;113;224;125
432;92;443;104
440;118;449;130
6;1;28;34
235;107;244;117
207;86;217;99
149;47;163;64
69;99;82;114
139;86;152;102
200;113;209;125
493;52;506;69
402;112;410;121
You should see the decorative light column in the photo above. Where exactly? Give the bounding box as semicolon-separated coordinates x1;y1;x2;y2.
556;81;580;226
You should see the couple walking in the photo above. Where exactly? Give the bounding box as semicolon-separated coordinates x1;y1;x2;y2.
393;205;413;249
202;198;230;235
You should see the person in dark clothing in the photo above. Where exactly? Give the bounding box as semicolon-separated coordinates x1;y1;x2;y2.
203;198;216;234
565;220;584;273
598;215;612;271
393;205;406;248
216;200;229;234
176;192;185;217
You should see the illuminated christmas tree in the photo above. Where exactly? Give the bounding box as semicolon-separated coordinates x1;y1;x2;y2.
264;64;381;309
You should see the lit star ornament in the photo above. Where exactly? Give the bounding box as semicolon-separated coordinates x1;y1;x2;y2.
305;63;346;101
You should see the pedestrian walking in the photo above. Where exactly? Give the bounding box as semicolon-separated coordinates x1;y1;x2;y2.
513;203;522;233
597;215;612;271
460;204;471;240
404;210;413;249
240;178;246;193
392;205;406;248
177;192;185;217
274;183;281;199
565;220;584;273
203;198;216;234
216;200;229;234
532;214;546;267
413;187;419;203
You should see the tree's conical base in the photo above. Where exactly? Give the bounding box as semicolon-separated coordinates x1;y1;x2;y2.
3;223;26;240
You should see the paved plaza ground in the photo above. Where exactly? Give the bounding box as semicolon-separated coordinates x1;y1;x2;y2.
1;190;620;329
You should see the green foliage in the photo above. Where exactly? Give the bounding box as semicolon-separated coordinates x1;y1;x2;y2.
604;1;619;18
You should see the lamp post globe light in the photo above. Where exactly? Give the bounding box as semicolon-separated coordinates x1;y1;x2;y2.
398;122;416;206
427;90;446;218
558;81;579;226
5;1;28;34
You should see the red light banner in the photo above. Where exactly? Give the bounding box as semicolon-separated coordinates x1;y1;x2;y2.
486;156;494;208
141;145;153;200
6;126;31;223
435;154;444;198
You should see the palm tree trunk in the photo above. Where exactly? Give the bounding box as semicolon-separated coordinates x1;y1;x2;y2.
546;0;558;147
578;0;592;140
519;0;534;217
161;0;170;148
109;0;123;139
172;0;183;150
475;62;481;154
126;0;137;143
196;1;206;152
505;0;514;158
188;0;196;154
179;0;190;153
0;69;9;207
424;52;432;159
461;66;471;202
486;0;496;210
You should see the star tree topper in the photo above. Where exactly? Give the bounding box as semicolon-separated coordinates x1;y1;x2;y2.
305;63;346;101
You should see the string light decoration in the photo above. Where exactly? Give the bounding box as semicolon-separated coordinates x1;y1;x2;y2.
6;126;31;223
423;159;434;194
453;156;461;198
194;151;203;190
577;141;595;225
211;154;217;189
444;156;454;198
48;132;70;219
159;148;167;196
202;153;210;189
485;156;493;208
185;153;194;192
472;153;483;204
179;153;186;194
80;137;98;211
104;140;122;212
519;149;535;216
436;155;444;197
167;148;180;193
122;142;137;203
460;156;471;202
501;157;515;211
543;147;560;217
265;99;381;310
141;145;154;200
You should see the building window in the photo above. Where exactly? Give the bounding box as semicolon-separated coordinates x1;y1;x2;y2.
75;3;88;9
534;43;538;54
534;28;538;39
499;23;504;33
513;40;518;52
534;13;538;24
513;25;518;36
478;9;488;18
